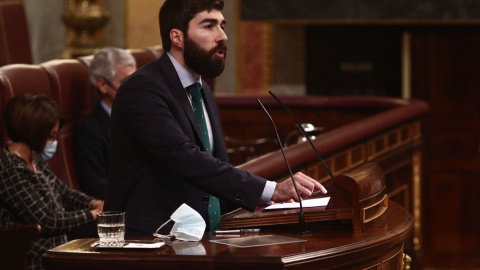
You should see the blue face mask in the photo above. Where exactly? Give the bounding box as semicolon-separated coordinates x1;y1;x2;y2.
34;140;58;161
153;203;206;242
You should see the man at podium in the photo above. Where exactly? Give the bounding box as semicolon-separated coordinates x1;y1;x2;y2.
104;0;327;237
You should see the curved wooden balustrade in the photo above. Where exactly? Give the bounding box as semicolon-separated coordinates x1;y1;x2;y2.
216;95;429;254
224;96;429;180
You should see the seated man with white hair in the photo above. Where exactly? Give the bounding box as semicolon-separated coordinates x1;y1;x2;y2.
74;47;136;199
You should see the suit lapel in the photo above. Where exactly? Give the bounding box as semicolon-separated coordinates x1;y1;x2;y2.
157;55;204;148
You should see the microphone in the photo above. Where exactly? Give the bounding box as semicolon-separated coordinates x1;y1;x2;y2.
256;98;310;235
269;91;334;180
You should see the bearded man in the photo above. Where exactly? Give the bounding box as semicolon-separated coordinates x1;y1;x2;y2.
104;0;326;237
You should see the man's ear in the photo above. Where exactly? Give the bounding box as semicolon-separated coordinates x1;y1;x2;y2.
170;29;184;49
96;78;108;95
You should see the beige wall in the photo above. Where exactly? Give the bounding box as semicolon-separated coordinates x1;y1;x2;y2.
24;0;65;63
125;0;164;48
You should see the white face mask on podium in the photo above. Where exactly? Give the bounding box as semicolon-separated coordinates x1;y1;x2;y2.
153;203;206;242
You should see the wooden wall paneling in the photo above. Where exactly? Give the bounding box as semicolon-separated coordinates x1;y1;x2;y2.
411;28;480;268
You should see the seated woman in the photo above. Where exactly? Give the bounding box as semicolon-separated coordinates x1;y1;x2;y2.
0;94;103;270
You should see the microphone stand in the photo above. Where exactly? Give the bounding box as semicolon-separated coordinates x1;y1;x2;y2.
257;99;311;235
269;91;334;180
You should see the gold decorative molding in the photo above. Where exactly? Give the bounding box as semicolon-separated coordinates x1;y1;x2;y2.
402;31;412;99
367;123;414;161
61;0;110;58
363;194;388;223
412;149;422;251
403;253;412;270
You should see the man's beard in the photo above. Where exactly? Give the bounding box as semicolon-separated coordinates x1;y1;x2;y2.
184;35;227;78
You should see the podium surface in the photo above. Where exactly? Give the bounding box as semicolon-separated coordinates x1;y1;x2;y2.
42;201;412;270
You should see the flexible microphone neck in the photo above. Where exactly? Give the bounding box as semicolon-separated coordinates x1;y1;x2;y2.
269;91;334;180
256;98;310;235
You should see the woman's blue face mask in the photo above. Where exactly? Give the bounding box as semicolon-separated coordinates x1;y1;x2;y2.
34;140;58;161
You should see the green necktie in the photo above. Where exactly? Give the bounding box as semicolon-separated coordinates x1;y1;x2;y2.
188;82;221;230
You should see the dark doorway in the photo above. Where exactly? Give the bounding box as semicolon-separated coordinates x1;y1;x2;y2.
306;26;402;97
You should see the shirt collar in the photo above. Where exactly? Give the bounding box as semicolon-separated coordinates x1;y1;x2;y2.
100;100;112;117
166;52;202;88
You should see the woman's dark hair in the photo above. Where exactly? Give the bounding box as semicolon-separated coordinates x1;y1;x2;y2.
4;94;64;153
159;0;224;52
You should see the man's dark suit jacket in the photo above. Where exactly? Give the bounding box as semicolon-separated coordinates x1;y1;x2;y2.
104;54;267;237
74;102;110;198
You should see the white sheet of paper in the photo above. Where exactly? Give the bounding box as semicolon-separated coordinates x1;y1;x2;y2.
123;242;166;249
264;197;330;211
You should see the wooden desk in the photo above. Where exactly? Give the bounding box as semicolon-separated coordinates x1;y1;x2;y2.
42;201;413;270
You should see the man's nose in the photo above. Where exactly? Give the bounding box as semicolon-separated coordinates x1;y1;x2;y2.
217;27;228;42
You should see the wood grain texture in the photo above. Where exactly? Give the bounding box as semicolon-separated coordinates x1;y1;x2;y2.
42;202;412;270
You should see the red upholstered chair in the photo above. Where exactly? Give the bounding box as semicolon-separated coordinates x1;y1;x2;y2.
79;48;157;70
0;0;33;66
0;64;53;147
41;59;95;190
126;48;158;68
145;45;164;58
0;224;41;270
76;54;94;68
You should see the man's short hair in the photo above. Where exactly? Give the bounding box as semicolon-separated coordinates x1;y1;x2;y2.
5;94;64;153
159;0;224;52
89;47;136;87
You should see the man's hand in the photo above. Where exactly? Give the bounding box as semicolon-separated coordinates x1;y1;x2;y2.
271;172;327;203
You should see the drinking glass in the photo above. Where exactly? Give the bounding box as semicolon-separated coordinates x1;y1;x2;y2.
97;211;125;247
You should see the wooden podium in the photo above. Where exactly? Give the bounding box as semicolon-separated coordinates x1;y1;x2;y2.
42;202;413;270
42;163;415;270
221;162;388;233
